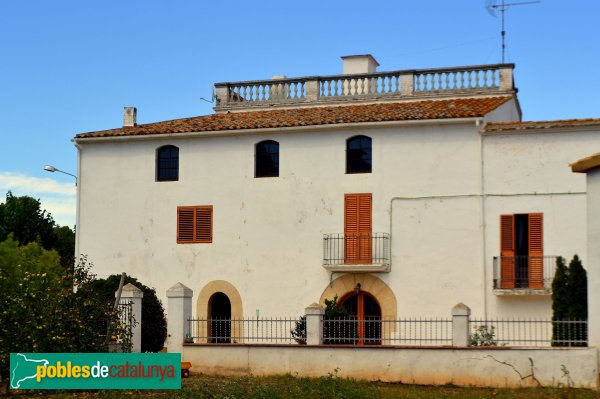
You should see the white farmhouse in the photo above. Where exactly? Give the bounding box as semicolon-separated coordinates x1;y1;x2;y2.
74;55;599;344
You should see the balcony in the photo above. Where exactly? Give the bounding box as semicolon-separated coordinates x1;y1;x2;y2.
323;233;390;273
493;256;558;295
214;63;515;112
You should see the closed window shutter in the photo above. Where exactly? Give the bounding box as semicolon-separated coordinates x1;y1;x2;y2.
528;213;544;289
345;194;372;264
195;206;213;243
500;214;515;288
177;206;213;244
177;207;195;243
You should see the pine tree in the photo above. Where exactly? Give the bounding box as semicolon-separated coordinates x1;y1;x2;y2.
551;256;569;346
566;255;588;346
551;255;588;346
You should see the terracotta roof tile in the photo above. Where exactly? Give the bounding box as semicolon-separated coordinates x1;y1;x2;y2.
485;118;600;132
76;96;513;139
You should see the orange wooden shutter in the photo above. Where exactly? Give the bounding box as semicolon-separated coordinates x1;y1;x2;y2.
528;213;544;289
177;206;213;243
177;207;195;243
196;206;213;243
500;215;515;288
345;194;372;264
358;194;372;263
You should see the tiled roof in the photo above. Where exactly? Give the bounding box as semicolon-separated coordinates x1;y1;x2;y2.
76;96;513;139
485;118;600;132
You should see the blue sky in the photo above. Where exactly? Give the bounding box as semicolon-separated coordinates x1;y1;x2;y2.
1;1;599;227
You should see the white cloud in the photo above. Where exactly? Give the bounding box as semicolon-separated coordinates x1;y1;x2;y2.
0;172;76;227
0;172;75;196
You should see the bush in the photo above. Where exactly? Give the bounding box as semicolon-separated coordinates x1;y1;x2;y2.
0;241;124;382
470;325;497;346
89;275;167;352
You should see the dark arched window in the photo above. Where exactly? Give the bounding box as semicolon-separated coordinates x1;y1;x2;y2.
255;140;279;178
156;145;179;181
346;135;372;174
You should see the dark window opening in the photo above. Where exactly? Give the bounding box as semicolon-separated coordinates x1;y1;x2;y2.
156;145;179;181
255;140;279;178
346;136;372;174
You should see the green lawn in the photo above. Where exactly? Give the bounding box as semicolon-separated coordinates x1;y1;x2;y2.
5;373;599;398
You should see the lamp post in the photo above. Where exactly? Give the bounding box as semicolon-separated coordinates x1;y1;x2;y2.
44;165;77;185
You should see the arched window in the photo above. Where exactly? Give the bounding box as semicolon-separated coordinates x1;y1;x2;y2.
255;140;279;178
346;135;372;174
156;145;179;181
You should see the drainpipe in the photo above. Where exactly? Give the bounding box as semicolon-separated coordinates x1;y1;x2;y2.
477;118;488;318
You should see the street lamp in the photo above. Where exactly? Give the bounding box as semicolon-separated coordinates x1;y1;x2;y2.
44;165;77;185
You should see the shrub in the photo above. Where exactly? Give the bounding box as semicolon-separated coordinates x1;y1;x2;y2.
0;242;124;383
89;275;167;352
552;255;588;346
470;325;497;346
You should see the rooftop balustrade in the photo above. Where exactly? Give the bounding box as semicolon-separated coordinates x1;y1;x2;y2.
214;63;515;112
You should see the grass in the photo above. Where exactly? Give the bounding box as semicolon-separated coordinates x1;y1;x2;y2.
4;373;600;398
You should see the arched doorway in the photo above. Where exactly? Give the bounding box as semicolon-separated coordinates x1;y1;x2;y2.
339;291;382;345
208;292;231;343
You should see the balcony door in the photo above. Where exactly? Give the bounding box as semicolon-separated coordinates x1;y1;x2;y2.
344;193;372;264
500;213;544;289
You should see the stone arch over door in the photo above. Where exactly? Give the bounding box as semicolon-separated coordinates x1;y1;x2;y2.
320;273;397;321
197;280;243;343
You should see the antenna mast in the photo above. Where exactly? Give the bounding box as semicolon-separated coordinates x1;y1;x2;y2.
486;0;540;63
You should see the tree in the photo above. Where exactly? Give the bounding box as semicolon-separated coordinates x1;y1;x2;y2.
0;191;75;270
551;255;588;346
89;275;167;352
0;191;55;248
0;239;125;385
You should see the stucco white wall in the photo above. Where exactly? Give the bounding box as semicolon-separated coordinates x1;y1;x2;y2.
77;122;598;322
585;169;600;347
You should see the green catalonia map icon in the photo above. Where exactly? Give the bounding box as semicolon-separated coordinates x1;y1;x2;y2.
10;353;49;389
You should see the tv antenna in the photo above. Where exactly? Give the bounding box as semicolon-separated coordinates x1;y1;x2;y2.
486;0;540;63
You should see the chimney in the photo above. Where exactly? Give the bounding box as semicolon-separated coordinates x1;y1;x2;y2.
341;54;379;74
123;107;137;127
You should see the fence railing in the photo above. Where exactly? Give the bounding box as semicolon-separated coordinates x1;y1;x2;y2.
188;317;302;344
493;256;558;290
470;319;588;347
323;233;390;266
214;64;514;110
323;317;452;346
185;315;587;348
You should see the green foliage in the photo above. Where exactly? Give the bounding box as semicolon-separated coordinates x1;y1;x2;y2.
291;295;353;345
552;255;588;346
469;325;497;346
89;275;167;352
0;191;55;248
0;191;75;270
0;241;125;381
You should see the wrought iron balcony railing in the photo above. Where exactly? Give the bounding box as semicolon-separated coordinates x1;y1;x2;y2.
323;233;390;272
493;256;558;292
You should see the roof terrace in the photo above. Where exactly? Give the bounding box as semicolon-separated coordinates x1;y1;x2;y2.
214;55;515;113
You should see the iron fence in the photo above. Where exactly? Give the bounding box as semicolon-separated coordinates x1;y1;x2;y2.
323;317;452;346
470;319;587;347
188;317;303;344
